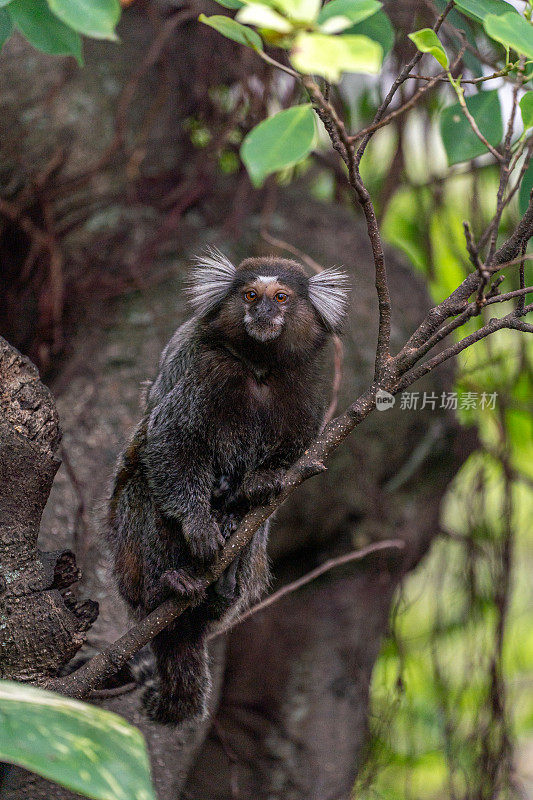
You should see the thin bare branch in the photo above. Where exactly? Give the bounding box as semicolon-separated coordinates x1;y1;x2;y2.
208;539;405;640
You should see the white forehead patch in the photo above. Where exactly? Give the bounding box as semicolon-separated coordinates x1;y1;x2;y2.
255;275;279;285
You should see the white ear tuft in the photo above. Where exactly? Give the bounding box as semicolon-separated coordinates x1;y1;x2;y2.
186;247;236;316
308;268;350;331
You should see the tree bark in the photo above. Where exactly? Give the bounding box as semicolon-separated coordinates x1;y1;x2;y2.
0;338;97;682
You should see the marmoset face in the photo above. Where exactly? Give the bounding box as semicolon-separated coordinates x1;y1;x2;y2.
187;250;349;347
240;276;294;342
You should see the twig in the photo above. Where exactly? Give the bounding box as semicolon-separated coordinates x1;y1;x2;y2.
517;241;527;315
353;0;456;164
323;335;344;426
207;539;405;640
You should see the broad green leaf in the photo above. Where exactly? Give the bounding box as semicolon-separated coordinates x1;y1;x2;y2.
318;0;380;34
408;28;448;69
0;7;13;47
291;32;382;81
454;0;517;23
519;157;533;215
236;3;292;32
211;0;244;8
241;104;315;186
8;0;82;62
199;13;263;49
0;681;156;800
439;89;503;165
520;92;533;131
346;8;393;55
484;12;533;60
272;0;320;23
47;0;120;41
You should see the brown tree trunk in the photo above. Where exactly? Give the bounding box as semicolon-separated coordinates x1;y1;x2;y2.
0;337;97;681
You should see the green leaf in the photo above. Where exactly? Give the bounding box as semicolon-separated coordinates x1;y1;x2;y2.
199;13;263;49
8;0;82;62
241;104;315;187
291;32;382;81
520;92;533;131
272;0;321;23
47;0;120;41
408;28;448;69
519;157;533;216
0;681;156;800
236;3;293;32
454;0;517;24
484;12;533;60
0;7;13;47
346;8;393;55
212;0;244;8
318;0;380;34
439;89;503;165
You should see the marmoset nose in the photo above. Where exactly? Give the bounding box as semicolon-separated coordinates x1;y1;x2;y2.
254;298;277;321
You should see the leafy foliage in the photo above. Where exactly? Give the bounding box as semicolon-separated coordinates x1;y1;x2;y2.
409;28;448;69
0;681;156;800
317;0;381;33
484;12;533;60
291;31;382;80
47;0;120;40
0;0;121;57
240;104;315;186
439;90;503;166
453;0;518;24
199;13;263;49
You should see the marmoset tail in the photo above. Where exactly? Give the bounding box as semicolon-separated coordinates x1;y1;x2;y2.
107;249;349;725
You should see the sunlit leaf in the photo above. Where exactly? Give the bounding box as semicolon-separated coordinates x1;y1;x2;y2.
47;0;120;40
345;8;393;55
484;12;533;59
273;0;320;23
0;7;13;47
409;27;448;69
454;0;517;23
440;89;503;165
291;32;382;81
236;3;292;32
199;13;263;49
8;0;82;62
241;104;315;186
0;681;156;800
317;0;380;34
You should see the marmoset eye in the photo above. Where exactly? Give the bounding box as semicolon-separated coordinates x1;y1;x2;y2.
275;292;288;303
244;290;257;302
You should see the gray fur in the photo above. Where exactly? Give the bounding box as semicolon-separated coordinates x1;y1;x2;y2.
308;268;350;331
186;247;236;316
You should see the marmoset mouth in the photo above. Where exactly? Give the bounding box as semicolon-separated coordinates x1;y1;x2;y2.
245;319;283;342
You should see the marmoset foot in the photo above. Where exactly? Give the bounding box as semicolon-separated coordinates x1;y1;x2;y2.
160;569;206;602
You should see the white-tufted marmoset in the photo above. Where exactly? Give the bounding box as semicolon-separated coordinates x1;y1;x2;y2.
107;250;349;725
